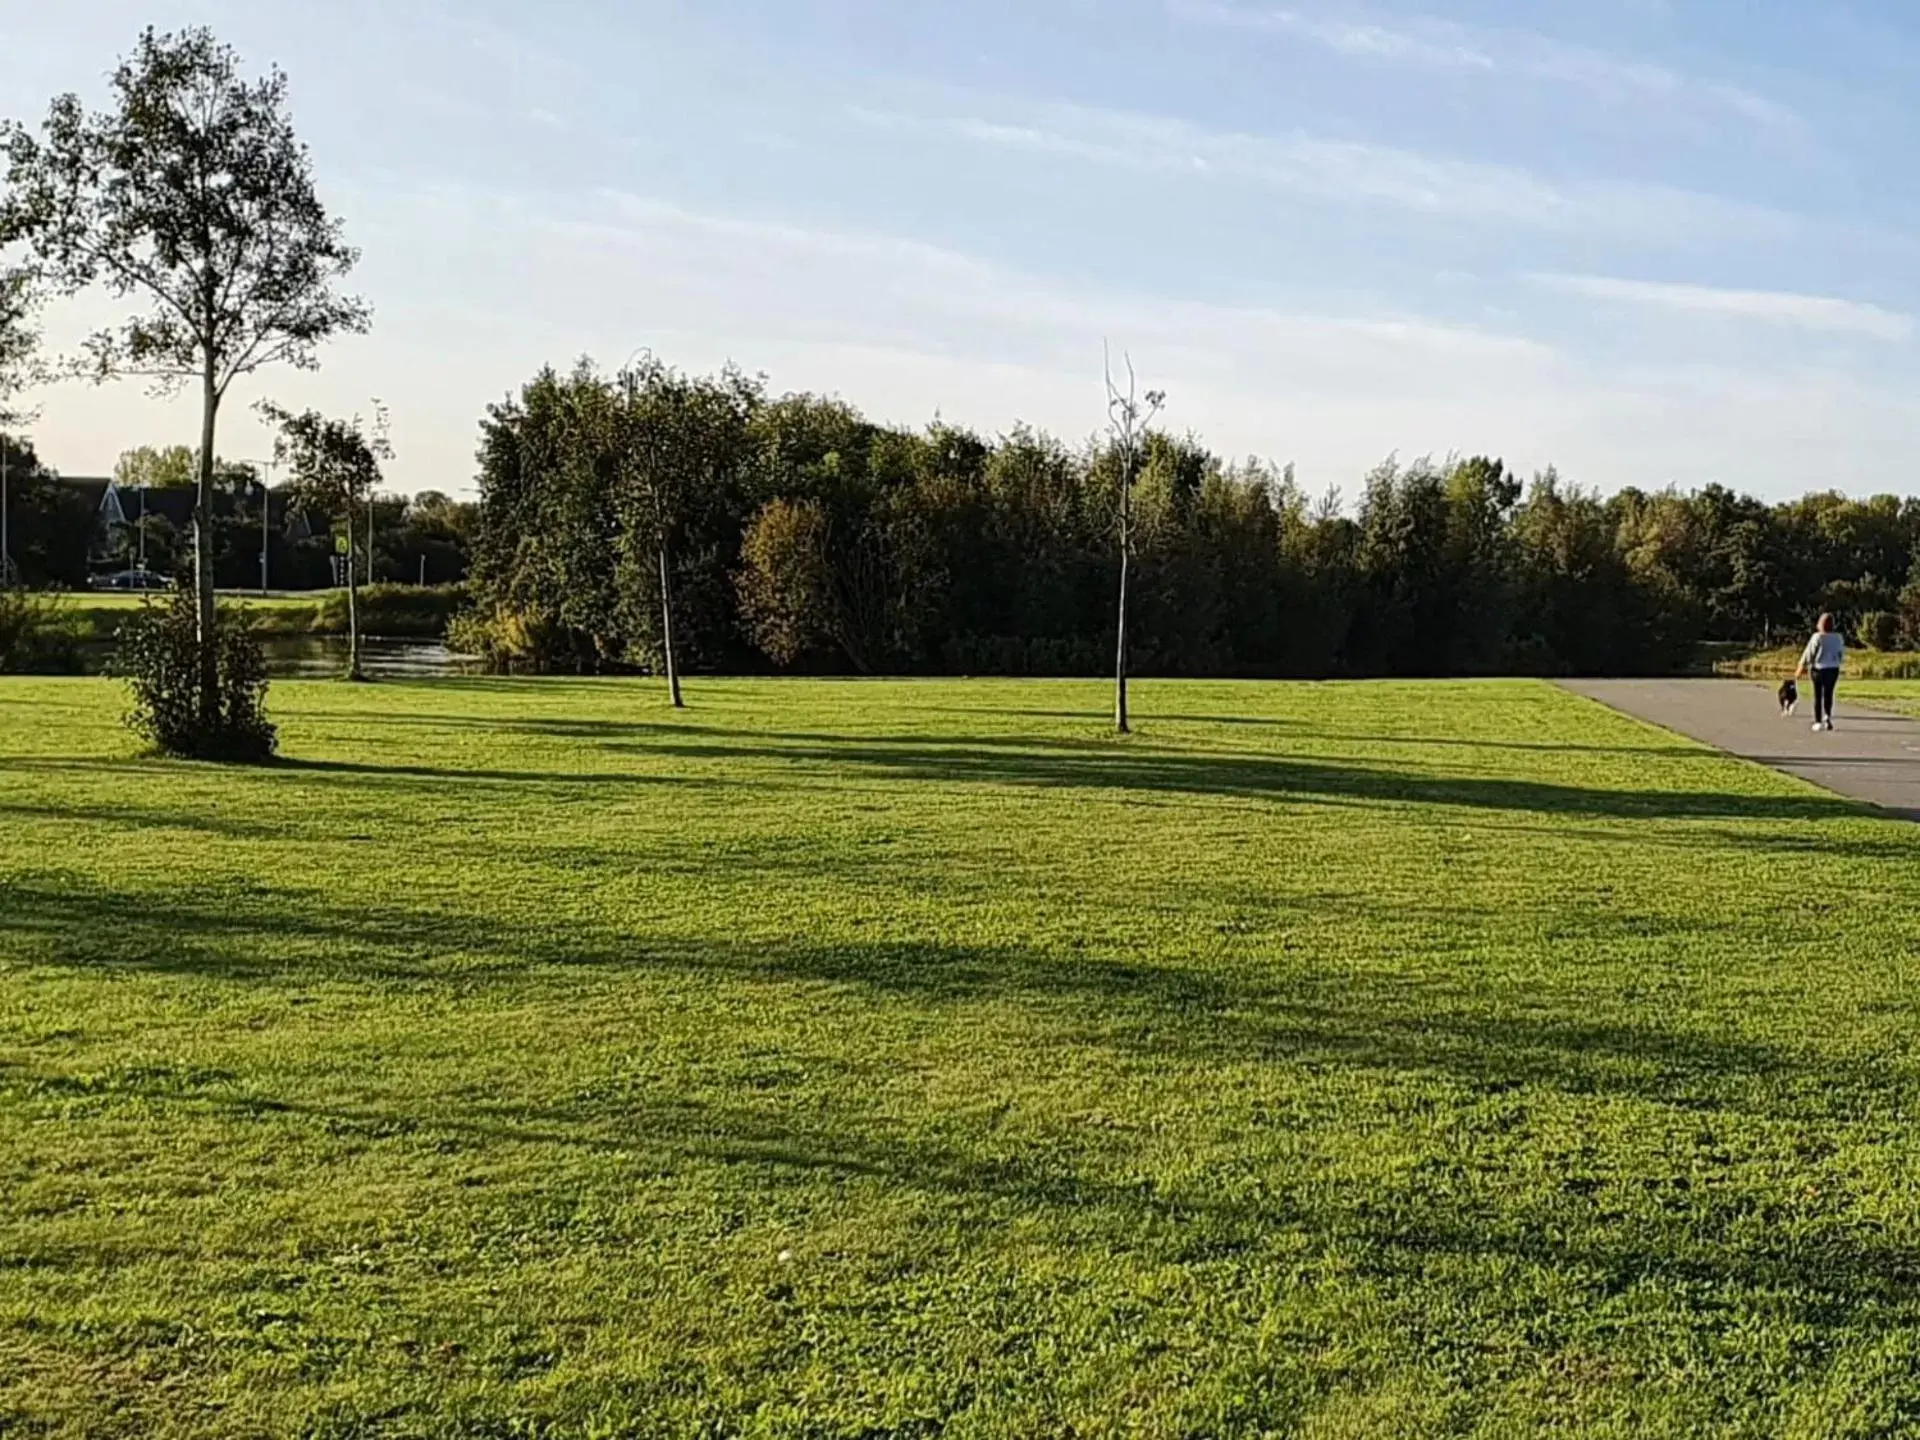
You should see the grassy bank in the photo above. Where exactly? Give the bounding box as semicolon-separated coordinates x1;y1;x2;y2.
4;677;1920;1435
1714;644;1920;680
57;584;465;642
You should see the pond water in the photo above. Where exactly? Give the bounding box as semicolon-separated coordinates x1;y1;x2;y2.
77;636;484;680
257;636;485;680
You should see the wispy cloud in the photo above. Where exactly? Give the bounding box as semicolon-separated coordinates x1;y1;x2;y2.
854;100;1789;243
1172;1;1803;138
1532;274;1911;341
29;181;1920;500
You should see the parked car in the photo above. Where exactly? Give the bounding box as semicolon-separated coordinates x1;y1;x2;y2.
88;568;170;592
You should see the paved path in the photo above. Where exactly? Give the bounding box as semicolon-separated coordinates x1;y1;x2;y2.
1561;679;1920;821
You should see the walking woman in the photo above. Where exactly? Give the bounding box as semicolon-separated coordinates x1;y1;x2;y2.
1797;613;1846;733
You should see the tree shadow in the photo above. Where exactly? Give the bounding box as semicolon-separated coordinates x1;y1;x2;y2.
24;1021;1915;1367
268;756;735;791
1;875;1877;1118
0;798;291;840
624;735;1871;825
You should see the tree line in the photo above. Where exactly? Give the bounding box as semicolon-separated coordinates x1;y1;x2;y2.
461;360;1920;681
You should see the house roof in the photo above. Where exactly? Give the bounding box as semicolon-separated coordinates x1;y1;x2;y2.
57;476;112;510
125;487;198;528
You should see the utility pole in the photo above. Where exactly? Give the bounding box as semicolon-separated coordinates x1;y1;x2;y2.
232;458;277;594
257;461;275;595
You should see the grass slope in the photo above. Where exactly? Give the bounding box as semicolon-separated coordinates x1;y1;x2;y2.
60;593;325;642
5;678;1920;1438
58;588;461;643
1718;646;1920;681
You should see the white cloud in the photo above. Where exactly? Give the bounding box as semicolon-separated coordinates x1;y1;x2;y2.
17;186;1920;502
1171;1;1495;69
856;99;1790;243
1532;273;1912;341
1172;1;1803;138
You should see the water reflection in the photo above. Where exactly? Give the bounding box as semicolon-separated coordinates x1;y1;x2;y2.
259;636;485;680
78;636;483;680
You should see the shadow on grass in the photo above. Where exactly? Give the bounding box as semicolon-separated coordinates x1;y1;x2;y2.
11;725;1861;825
0;875;1878;1117
13;872;1920;1381
612;735;1868;825
15;1021;1915;1362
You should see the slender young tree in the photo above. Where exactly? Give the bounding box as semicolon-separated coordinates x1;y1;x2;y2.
613;357;756;707
0;26;369;720
260;401;389;681
1105;349;1165;735
618;359;686;708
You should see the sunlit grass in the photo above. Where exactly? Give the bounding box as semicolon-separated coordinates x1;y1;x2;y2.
4;676;1920;1437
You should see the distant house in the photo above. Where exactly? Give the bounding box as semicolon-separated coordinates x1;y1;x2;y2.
57;477;313;568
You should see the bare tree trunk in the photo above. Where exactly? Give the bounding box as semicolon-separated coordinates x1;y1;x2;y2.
659;543;683;709
195;367;222;726
344;502;363;681
1115;474;1131;736
1104;350;1160;737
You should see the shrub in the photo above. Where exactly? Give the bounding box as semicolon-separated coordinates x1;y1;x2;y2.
0;590;86;675
115;584;277;762
447;604;610;675
314;583;467;639
1861;611;1901;653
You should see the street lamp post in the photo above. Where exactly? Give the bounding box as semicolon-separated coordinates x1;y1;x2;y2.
237;458;276;596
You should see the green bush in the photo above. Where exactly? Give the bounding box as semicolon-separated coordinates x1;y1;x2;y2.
115;584;277;762
1861;611;1902;653
315;583;467;639
446;604;601;674
0;590;86;675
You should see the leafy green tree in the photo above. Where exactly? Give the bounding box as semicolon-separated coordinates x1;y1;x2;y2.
1;25;369;727
260;401;390;680
0;434;91;588
113;444;197;490
467;365;624;673
0;268;41;586
0;265;36;425
737;497;834;667
0;264;36;422
611;359;760;707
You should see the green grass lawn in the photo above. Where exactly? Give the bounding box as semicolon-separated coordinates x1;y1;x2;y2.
1848;680;1920;716
6;677;1920;1438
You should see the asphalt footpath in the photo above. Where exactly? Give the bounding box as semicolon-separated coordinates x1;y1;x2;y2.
1560;678;1920;822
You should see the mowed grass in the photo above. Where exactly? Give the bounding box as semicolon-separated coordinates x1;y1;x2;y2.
6;678;1920;1438
1847;680;1920;717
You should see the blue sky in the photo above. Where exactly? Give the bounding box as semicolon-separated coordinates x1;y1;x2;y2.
5;0;1919;498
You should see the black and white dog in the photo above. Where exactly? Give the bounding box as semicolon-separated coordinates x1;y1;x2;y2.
1778;678;1799;716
